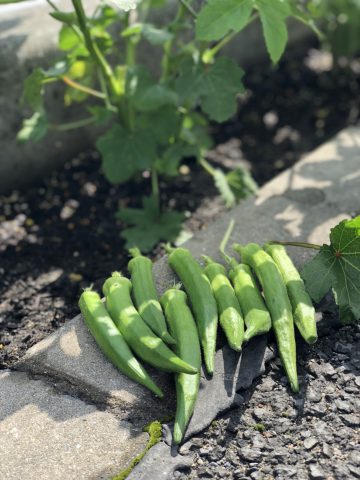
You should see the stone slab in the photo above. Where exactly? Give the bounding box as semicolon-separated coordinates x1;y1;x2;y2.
0;370;148;480
17;313;174;422
17;125;360;430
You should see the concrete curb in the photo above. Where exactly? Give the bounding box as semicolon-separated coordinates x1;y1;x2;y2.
1;126;359;478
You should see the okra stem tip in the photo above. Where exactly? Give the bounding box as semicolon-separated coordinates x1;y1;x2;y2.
129;247;142;258
111;271;122;278
201;255;214;266
164;243;175;254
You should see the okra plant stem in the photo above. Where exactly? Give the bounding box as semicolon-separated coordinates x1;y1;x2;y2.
71;0;119;100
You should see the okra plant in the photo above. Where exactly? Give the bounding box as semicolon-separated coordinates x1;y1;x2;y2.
6;0;319;250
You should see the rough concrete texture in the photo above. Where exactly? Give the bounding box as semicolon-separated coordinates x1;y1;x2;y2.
0;370;148;480
17;313;174;421
126;442;194;480
0;1;311;194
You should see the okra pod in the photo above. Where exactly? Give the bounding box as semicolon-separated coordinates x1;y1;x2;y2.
203;256;244;351
264;243;317;344
160;289;201;444
229;262;271;342
234;243;299;393
166;247;218;375
128;248;176;345
79;289;163;397
103;272;198;375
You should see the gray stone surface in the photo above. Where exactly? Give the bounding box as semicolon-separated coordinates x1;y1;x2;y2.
126;442;193;480
17;313;174;421
0;1;312;194
0;369;148;480
183;337;274;440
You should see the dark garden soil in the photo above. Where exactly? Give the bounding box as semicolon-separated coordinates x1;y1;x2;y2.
1;43;360;368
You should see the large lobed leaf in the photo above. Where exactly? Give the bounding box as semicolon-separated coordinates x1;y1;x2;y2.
255;0;290;64
117;196;184;252
176;57;244;122
196;0;254;41
302;216;360;320
96;124;156;184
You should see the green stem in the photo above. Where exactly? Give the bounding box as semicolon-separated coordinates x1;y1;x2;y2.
161;2;190;80
50;117;96;131
62;76;105;99
267;241;322;250
219;218;235;265
151;169;160;208
179;0;197;18
202;13;259;64
71;0;119;99
124;13;137;132
198;156;215;175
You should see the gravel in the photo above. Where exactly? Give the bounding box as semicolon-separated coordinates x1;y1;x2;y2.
173;322;360;480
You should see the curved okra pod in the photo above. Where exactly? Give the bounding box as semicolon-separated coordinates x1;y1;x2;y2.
103;273;198;375
128;248;176;345
228;262;271;342
233;243;299;393
264;243;317;344
166;247;218;375
79;289;163;397
203;256;244;351
160;289;201;444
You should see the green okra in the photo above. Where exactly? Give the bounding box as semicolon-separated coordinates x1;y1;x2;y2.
203;255;244;351
160;289;201;444
229;262;271;342
233;243;299;393
128;247;175;345
103;272;198;375
166;247;218;375
264;243;317;344
79;289;163;398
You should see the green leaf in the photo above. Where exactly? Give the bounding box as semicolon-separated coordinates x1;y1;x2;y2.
17;111;48;143
180;112;213;151
200;57;245;122
255;0;290;63
226;166;258;200
96;124;156;184
59;25;80;51
22;68;44;111
142;24;173;46
117;196;184;252
127;66;178;112
87;106;114;125
156;142;195;176
175;58;203;104
196;0;254;41
138;106;181;145
50;11;78;25
176;57;244;122
301;216;360;320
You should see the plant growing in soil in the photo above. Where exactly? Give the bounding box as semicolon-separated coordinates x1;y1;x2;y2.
8;0;318;250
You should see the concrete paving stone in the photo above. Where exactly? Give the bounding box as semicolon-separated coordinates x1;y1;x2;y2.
17;126;360;428
0;370;148;480
17;313;174;422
